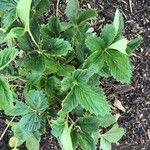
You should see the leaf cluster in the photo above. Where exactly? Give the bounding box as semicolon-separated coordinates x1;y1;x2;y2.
0;0;141;150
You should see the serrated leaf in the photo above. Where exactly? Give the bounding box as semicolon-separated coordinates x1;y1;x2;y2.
85;35;105;52
113;9;124;39
102;124;125;143
12;101;31;116
35;0;49;17
73;65;99;84
17;0;32;32
100;24;116;46
75;84;110;116
126;38;142;54
4;27;24;42
0;48;18;71
106;49;132;83
78;132;96;150
44;38;72;56
2;9;17;30
20;112;41;132
108;38;128;55
65;0;80;23
59;87;78;115
98;114;117;127
0;0;17;12
25;90;48;113
0;77;14;114
76;116;101;132
26;134;40;150
77;9;97;24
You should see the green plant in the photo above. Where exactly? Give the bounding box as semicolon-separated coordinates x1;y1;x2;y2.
0;0;142;150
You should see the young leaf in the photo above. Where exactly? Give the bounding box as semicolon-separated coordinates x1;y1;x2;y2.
101;124;125;143
74;84;110;116
0;48;18;71
0;77;14;114
17;0;32;32
100;138;111;150
113;9;124;39
126;38;142;55
59;122;73;150
51;119;73;150
85;35;105;52
4;27;24;41
100;24;116;46
108;38;128;55
26;134;40;150
65;0;80;23
77;9;97;24
25;90;48;113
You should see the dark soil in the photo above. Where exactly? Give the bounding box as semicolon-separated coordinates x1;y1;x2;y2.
0;0;149;149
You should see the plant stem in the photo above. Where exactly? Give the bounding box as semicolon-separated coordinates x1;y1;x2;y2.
0;116;16;141
28;31;39;49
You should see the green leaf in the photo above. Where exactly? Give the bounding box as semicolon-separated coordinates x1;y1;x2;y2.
35;0;49;17
44;38;72;56
76;116;101;132
12;101;31;116
77;9;97;24
17;0;32;32
20;112;41;132
73;65;99;84
100;24;116;46
0;48;18;71
51;119;73;150
126;38;142;55
26;134;40;150
106;49;132;83
85;35;105;52
4;27;24;42
98;114;117;127
0;0;17;12
101;124;125;143
25;90;48;113
74;84;110;116
59;122;73;150
71;132;96;150
0;77;14;114
2;9;17;30
108;38;128;55
65;0;80;23
113;9;124;39
100;138;111;150
59;87;78;114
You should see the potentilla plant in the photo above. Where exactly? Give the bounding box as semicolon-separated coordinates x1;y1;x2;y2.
0;0;141;150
